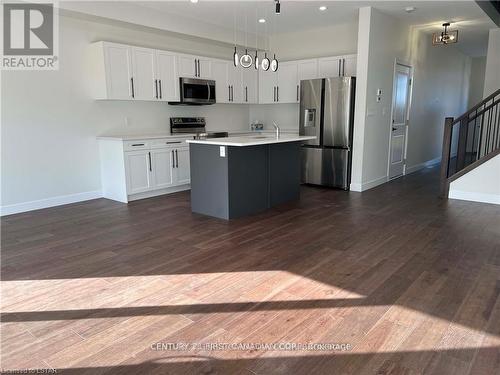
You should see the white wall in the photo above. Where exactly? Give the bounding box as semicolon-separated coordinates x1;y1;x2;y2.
449;154;500;205
270;21;358;61
1;14;250;212
468;56;487;108
483;28;500;97
351;7;472;191
248;104;299;132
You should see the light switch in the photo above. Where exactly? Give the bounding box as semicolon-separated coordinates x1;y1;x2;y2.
220;146;226;157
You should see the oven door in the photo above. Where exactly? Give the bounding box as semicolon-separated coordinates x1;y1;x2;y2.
180;78;216;104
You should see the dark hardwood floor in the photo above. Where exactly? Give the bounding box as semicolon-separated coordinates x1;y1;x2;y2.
1;166;500;374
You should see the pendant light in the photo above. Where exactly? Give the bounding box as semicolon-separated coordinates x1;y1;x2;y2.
240;10;253;68
233;7;239;66
270;53;279;72
261;8;270;71
270;9;279;72
254;8;259;70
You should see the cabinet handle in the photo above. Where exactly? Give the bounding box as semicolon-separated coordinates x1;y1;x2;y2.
297;85;299;102
172;150;175;168
130;77;135;98
131;143;144;147
245;86;248;102
175;149;179;168
273;86;276;102
338;60;341;76
194;59;197;77
228;85;231;101
155;79;158;99
166;141;181;144
277;86;279;102
343;59;346;76
159;79;162;99
148;152;152;172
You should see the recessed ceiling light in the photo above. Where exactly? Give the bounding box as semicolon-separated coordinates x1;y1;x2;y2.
319;6;327;11
190;0;198;3
258;18;266;23
405;6;416;13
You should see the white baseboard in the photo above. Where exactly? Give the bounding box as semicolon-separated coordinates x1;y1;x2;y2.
406;157;441;175
350;175;388;192
448;190;500;205
128;185;190;202
0;190;103;216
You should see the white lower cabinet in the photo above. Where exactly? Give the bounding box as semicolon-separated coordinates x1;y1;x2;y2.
99;137;191;203
151;148;175;189
125;150;152;194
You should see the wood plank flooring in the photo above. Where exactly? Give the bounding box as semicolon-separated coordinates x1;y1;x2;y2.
1;166;500;374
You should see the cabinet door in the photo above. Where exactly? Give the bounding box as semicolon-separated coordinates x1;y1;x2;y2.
175;148;191;185
178;55;197;78
342;56;357;76
125;151;152;194
198;57;212;78
318;57;341;78
297;59;319;81
104;43;133;100
151;149;175;189
259;69;277;104
242;68;258;103
211;60;230;103
131;47;156;100
228;65;243;103
156;51;179;101
277;62;299;103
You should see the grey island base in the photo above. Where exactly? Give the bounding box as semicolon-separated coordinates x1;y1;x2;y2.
186;135;316;219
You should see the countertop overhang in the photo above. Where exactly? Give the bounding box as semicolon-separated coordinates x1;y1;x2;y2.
186;135;316;147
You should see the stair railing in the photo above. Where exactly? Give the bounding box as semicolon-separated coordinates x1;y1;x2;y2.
440;88;500;197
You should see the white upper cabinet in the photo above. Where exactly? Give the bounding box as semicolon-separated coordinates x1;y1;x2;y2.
178;54;211;79
242;68;258;104
277;62;299;103
211;60;230;103
90;42;133;100
131;47;156;101
228;65;243;104
297;59;319;81
342;55;357;76
318;56;342;78
155;50;179;101
259;69;278;104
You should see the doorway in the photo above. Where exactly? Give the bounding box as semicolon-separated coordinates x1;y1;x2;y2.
388;62;413;179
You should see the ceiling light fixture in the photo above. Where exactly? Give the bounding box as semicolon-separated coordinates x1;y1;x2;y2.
405;6;416;13
275;0;280;14
432;22;458;45
190;0;198;3
259;18;266;23
319;6;327;11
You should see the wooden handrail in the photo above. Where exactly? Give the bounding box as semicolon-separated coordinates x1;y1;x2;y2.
450;88;500;126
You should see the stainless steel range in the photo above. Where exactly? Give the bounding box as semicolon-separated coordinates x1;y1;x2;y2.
170;117;228;139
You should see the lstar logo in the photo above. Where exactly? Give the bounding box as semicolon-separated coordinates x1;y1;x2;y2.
1;2;58;70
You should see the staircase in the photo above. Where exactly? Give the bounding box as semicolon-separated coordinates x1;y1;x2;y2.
440;88;500;197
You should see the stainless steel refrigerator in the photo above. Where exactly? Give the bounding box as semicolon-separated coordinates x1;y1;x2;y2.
300;77;356;190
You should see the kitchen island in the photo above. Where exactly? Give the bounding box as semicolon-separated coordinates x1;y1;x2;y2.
186;135;316;219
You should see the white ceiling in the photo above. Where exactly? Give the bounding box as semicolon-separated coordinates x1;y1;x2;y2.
62;1;496;57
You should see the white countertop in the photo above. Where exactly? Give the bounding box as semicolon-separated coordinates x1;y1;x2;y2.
97;133;196;141
186;135;316;147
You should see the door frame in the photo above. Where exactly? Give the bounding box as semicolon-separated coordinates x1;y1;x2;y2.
387;59;414;179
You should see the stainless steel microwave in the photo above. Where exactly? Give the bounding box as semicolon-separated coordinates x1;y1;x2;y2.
170;77;216;105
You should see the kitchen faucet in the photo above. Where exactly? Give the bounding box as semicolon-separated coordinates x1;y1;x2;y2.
272;121;281;139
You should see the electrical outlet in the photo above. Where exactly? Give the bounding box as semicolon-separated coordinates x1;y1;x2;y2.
220;146;226;157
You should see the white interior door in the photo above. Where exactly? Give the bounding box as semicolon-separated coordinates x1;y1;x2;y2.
389;63;412;179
